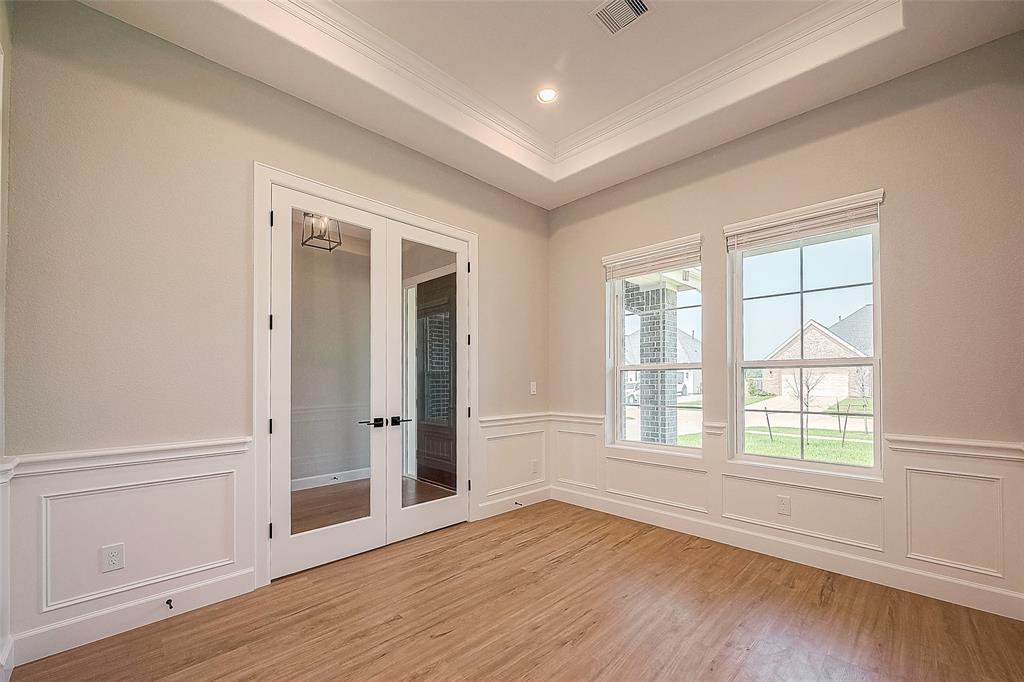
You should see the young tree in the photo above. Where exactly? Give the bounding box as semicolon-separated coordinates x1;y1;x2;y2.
785;370;826;444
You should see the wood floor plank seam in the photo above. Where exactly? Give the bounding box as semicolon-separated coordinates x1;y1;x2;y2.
11;500;1024;681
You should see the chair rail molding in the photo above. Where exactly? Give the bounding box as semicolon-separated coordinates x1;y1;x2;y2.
885;433;1024;462
7;438;253;478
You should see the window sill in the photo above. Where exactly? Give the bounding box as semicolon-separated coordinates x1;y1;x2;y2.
608;441;703;461
727;453;883;483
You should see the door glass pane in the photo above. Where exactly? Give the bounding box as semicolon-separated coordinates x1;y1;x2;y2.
290;208;372;534
402;240;458;507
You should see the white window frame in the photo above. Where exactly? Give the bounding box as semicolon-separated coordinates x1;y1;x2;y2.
728;224;882;478
604;235;703;456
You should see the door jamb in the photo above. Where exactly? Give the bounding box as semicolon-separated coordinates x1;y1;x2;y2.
252;162;479;588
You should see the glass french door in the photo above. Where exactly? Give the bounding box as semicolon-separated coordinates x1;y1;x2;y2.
269;185;388;579
269;187;468;579
385;220;470;543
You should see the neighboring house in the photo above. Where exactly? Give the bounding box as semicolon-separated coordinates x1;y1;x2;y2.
761;304;873;404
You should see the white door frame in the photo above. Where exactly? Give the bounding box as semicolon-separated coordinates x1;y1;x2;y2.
253;162;479;588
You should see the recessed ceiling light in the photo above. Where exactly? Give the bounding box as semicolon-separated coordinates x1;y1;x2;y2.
537;88;558;104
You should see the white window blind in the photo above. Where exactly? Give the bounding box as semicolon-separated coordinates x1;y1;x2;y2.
602;233;702;281
723;189;883;252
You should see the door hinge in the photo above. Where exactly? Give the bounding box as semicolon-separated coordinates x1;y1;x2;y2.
269;418;273;434
468;479;472;492
467;262;471;273
269;314;273;330
269;522;273;539
270;210;274;227
467;334;471;345
467;406;471;418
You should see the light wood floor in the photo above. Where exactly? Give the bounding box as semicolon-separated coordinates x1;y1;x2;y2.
291;476;454;534
14;501;1024;681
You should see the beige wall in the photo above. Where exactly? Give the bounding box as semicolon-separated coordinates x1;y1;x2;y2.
548;32;1024;442
5;1;549;456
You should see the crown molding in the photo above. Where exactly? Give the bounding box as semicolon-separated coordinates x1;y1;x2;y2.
85;0;1022;208
273;0;556;161
272;0;902;166
555;0;901;159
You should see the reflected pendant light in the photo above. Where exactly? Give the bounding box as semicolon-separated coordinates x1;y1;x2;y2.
301;212;343;252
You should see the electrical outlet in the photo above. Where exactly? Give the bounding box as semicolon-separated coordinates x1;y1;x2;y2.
530;459;539;474
776;495;792;517
529;381;537;396
100;543;125;573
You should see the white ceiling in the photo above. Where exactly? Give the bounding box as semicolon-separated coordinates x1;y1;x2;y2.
88;0;1024;209
339;0;826;140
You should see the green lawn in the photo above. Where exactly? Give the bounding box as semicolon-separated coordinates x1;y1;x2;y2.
747;426;872;442
677;433;702;447
826;397;874;415
677;427;873;467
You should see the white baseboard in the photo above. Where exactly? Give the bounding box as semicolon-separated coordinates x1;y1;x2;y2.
473;486;551;521
290;467;370;491
551;486;1024;621
10;569;254;667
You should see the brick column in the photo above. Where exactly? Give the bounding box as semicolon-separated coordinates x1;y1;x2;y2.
624;281;678;444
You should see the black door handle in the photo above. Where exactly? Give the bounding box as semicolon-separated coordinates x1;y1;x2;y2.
358;417;386;428
390;416;413;426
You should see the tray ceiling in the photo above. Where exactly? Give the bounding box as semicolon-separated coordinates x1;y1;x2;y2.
87;0;1024;208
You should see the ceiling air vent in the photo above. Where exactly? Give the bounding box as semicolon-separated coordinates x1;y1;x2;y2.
592;0;649;36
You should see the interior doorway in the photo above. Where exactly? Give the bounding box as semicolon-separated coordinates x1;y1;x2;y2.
261;180;472;579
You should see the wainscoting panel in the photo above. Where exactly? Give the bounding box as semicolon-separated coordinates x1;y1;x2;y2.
44;471;236;610
547;418;1023;618
473;415;551;520
7;438;253;666
484;430;546;495
605;456;708;513
722;474;884;550
906;468;1003;576
553;430;598;489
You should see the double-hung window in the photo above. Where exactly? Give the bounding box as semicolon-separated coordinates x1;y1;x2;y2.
726;190;882;472
604;235;702;451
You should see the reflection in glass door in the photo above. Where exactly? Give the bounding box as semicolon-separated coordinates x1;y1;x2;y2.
269;185;387;579
401;243;458;508
387;223;469;543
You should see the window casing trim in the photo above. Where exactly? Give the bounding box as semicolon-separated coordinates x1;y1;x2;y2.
728;223;882;477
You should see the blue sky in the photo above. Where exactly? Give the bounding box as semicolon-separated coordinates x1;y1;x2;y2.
743;233;873;360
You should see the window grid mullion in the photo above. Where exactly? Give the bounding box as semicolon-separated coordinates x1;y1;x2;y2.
618;363;703;372
741;279;874;303
740;358;875;369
